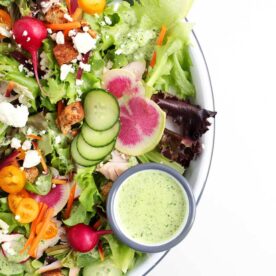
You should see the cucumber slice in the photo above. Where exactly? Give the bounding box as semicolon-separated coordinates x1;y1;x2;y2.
77;135;115;161
84;89;120;131
71;138;100;166
81;121;120;147
0;251;23;275
83;259;123;276
1;237;29;263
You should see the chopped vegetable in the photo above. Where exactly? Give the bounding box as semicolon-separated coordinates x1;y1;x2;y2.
35;220;58;240
0;165;26;194
78;0;106;15
15;198;39;224
64;183;77;219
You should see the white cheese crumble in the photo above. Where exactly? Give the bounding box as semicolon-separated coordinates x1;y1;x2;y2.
113;2;120;12
22;30;28;36
76;79;83;86
23;150;41;168
47;28;53;34
26;37;31;42
55;135;61;144
79;62;91;72
72;32;97;54
22;140;32;151
39;130;47;135
55;31;65;44
82;26;89;32
0;103;29;128
104;16;112;25
64;14;73;22
68;29;77;37
11;138;21;149
15;215;21;221
52;184;56;188
60;64;74;81
115;49;123;55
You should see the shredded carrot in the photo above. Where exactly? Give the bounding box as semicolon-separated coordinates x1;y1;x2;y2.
20;203;47;254
150;52;157;68
93;219;102;230
98;240;105;262
26;134;42;140
52;178;68;185
64;183;76;219
63;29;70;37
28;208;54;258
72;7;83;21
16;148;25;160
36;148;48;174
157;25;167;46
5;81;15;97
150;25;167;68
45;22;82;31
88;29;97;39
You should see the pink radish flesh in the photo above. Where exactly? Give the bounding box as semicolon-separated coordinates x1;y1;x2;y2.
67;224;112;253
12;17;47;90
30;184;70;216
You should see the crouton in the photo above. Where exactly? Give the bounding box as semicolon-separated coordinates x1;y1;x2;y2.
58;102;85;135
53;42;78;66
45;5;67;24
24;167;39;183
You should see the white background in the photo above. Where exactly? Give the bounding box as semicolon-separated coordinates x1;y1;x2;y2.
150;0;276;275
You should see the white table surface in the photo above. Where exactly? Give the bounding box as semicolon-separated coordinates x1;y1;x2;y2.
149;0;276;275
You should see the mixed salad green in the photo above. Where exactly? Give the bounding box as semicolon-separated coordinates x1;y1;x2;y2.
0;0;216;275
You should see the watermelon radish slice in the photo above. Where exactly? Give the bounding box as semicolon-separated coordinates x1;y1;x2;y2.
116;96;166;156
30;184;70;216
2;237;29;263
103;69;145;98
123;61;146;81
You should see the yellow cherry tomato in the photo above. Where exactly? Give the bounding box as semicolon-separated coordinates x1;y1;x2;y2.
0;165;26;194
15;198;39;224
36;220;58;240
78;0;106;15
0;9;12;39
8;190;30;213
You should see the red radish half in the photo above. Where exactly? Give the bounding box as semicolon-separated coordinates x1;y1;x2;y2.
103;69;145;98
30;184;70;216
12;17;47;91
67;224;112;253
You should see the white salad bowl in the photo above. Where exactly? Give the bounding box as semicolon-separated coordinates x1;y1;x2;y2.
127;27;216;275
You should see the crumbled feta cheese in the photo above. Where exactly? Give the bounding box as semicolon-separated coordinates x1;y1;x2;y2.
11;138;21;149
39;130;47;135
50;33;57;40
72;32;97;54
68;29;77;37
26;127;34;135
0;103;29;128
0;26;11;38
23;150;41;168
18;63;24;72
79;62;91;72
113;2;120;12
60;64;74;81
115;49;123;55
77;54;82;61
55;31;65;44
22;140;32;151
71;59;77;64
15;215;21;221
47;28;53;34
76;79;83;86
55;135;61;144
52;184;56;188
104;16;112;25
40;0;59;13
22;30;28;36
64;14;73;22
82;26;89;32
26;37;31;42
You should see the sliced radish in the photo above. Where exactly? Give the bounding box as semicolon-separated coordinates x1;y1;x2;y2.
123;61;146;81
30;184;70;216
0;234;23;243
116;96;166;156
103;69;145;98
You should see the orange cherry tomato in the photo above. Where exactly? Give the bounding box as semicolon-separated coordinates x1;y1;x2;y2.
15;198;39;224
78;0;106;15
0;9;12;39
36;220;58;240
0;165;26;194
8;190;30;213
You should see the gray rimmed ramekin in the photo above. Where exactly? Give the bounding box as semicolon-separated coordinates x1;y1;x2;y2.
106;163;196;253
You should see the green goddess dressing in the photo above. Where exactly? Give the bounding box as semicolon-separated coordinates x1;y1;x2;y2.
115;170;188;245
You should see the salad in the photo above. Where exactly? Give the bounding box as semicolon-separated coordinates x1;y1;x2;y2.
0;0;216;275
